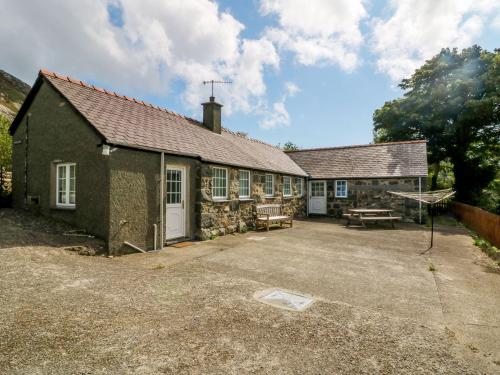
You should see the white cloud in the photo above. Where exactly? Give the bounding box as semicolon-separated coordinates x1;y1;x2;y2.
284;81;300;97
260;0;367;70
0;0;278;116
371;0;500;82
259;81;300;129
491;13;500;30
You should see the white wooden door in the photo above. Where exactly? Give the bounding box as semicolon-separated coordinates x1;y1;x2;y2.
309;180;327;214
165;166;186;240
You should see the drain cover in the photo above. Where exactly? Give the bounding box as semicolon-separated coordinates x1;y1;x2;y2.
255;288;315;311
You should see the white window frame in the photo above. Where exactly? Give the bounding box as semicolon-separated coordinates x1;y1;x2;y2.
283;176;292;197
239;170;251;199
56;162;76;208
212;167;228;200
264;174;274;197
295;177;304;197
335;180;348;198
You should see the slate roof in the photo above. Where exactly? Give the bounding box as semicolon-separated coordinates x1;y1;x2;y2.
14;70;306;176
286;141;428;179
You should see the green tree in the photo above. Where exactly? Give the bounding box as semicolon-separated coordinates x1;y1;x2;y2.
373;46;500;205
281;141;300;151
0;114;12;171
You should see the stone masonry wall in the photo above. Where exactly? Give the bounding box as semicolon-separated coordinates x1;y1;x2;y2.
326;177;427;223
198;164;306;240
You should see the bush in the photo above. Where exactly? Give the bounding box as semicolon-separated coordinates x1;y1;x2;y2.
477;177;500;215
471;233;500;262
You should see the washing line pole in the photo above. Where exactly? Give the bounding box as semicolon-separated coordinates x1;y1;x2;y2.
430;204;434;249
387;189;455;250
418;177;422;224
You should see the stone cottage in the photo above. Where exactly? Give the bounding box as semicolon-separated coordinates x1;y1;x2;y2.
9;69;427;254
9;70;307;254
286;141;428;222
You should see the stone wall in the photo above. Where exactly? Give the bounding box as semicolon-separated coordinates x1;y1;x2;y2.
198;164;307;240
326;177;427;223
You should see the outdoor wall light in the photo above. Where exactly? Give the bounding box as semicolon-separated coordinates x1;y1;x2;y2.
101;144;117;156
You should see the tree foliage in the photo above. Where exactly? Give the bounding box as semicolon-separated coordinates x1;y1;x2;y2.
281;141;300;151
373;46;500;205
0;114;12;171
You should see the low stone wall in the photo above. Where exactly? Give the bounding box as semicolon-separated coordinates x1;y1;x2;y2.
327;177;426;223
198;164;306;240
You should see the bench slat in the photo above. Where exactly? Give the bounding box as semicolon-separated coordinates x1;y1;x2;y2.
257;215;290;221
360;216;402;221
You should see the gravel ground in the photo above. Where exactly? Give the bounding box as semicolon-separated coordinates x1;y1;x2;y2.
0;208;498;374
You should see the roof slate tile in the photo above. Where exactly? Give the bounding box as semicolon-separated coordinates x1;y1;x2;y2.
41;71;306;176
287;141;428;179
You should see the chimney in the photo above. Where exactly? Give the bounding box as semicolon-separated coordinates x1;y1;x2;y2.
202;96;222;134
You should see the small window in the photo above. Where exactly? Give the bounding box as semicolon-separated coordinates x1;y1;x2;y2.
283;176;292;197
295;177;303;196
212;167;228;200
311;181;325;197
56;163;76;207
239;170;251;199
166;169;182;204
335;180;348;198
265;174;274;197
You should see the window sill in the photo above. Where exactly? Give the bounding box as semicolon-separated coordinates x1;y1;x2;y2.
283;196;293;200
239;198;254;202
264;195;274;198
213;199;230;203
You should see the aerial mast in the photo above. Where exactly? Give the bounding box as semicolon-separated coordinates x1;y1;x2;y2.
203;79;232;101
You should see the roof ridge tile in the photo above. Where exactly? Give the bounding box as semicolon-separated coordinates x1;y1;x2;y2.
286;140;427;153
222;127;280;149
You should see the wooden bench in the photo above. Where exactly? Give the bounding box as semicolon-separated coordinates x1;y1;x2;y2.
255;204;293;231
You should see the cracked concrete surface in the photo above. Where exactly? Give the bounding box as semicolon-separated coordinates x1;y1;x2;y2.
1;210;499;374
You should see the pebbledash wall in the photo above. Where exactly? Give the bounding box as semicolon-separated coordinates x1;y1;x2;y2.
198;164;307;240
324;177;427;222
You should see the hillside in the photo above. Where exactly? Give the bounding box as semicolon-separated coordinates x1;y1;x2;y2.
0;69;30;120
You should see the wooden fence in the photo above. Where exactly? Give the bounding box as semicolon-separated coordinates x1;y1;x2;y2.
452;202;500;247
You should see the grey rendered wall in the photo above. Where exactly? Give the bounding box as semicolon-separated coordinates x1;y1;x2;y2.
11;81;109;238
107;149;199;254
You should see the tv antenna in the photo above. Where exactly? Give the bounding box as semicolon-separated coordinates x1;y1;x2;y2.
203;79;232;99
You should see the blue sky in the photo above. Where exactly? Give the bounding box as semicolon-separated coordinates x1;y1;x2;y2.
1;0;499;148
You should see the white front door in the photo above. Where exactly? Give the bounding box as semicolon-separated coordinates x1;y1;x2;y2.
165;166;186;240
309;180;327;214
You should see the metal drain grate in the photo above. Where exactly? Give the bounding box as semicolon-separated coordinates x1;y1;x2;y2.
255;288;315;311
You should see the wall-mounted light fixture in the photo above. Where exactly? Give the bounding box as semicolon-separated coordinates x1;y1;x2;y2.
102;144;117;156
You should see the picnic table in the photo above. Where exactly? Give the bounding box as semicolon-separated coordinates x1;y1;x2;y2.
344;208;402;229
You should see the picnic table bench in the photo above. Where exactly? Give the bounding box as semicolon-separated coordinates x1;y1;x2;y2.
255;204;293;231
344;208;402;229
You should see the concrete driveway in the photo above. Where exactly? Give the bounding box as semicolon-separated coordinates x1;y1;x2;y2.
1;211;499;374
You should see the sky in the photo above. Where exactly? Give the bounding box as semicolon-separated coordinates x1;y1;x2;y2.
0;0;499;148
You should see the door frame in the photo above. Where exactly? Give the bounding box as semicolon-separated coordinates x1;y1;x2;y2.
165;164;188;240
308;180;327;215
